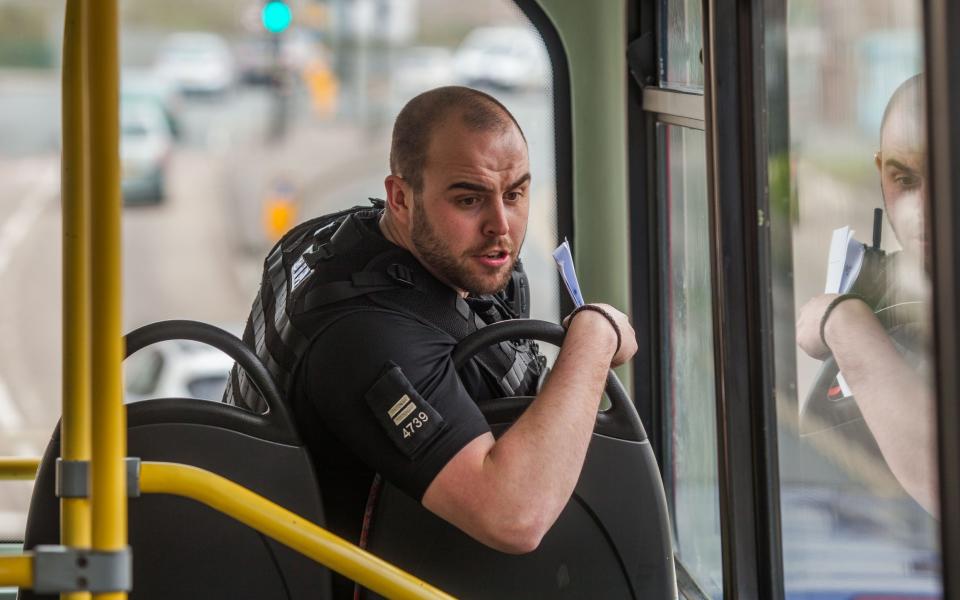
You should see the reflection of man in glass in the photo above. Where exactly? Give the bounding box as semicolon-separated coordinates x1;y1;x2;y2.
795;74;937;515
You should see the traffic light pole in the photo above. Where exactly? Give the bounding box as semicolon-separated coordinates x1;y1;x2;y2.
267;32;290;143
262;0;292;143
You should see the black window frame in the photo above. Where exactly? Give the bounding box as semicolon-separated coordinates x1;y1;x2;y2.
925;0;960;596
627;0;663;460
700;0;784;596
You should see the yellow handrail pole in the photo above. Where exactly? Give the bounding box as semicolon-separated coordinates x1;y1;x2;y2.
0;555;33;588
139;462;456;600
87;1;126;600
0;457;39;480
61;3;93;600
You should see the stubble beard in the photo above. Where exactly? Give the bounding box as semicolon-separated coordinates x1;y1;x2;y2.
410;198;515;296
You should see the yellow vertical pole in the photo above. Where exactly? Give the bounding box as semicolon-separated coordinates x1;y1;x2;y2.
61;2;92;599
87;1;127;599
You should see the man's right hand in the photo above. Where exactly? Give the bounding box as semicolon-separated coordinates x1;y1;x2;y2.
424;303;638;553
796;293;840;360
563;303;637;367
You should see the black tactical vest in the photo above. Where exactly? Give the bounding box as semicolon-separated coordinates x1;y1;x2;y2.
224;199;544;414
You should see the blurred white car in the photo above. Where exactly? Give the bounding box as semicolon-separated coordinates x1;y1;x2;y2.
154;32;236;95
453;26;550;91
393;46;455;95
121;99;173;204
125;340;235;403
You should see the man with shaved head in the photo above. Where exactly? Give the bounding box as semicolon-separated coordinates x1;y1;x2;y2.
796;74;936;515
227;86;636;598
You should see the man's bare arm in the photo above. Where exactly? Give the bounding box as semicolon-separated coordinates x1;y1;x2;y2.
797;295;938;516
422;304;637;553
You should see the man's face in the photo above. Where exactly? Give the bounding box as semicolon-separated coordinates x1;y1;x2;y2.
409;116;530;296
877;100;928;265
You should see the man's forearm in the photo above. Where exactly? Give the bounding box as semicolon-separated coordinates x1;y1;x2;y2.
423;311;618;552
825;300;939;515
481;313;615;532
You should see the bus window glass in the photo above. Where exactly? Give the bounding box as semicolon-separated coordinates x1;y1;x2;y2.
0;0;560;548
660;0;704;91
658;123;722;596
767;2;941;597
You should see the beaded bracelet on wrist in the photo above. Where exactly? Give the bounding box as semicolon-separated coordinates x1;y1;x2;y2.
566;304;622;356
819;293;867;351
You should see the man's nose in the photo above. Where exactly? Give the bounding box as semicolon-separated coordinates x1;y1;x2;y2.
483;200;510;237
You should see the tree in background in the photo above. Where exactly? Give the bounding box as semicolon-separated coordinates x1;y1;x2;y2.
122;0;245;35
0;4;53;68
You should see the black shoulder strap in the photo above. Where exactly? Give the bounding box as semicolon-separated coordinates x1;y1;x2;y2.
301;262;418;313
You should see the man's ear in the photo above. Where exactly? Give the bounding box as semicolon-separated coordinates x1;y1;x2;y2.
874;151;883;172
384;174;413;225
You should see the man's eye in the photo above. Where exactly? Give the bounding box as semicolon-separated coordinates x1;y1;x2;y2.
459;197;480;207
504;191;523;203
894;174;919;187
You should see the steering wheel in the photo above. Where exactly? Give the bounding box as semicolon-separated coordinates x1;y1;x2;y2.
800;301;926;434
451;319;647;442
123;319;294;435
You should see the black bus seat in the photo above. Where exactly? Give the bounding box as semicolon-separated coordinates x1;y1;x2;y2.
365;320;678;599
20;319;678;599
19;321;332;600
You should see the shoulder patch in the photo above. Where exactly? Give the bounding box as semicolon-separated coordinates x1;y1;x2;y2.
365;362;445;459
290;253;312;291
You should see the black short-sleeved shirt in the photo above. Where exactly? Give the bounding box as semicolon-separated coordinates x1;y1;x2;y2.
279;211;540;597
288;303;502;594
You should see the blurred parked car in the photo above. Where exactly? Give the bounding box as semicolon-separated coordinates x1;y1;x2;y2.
125;340;235;403
453;26;550;91
392;46;455;96
154;32;236;95
122;70;183;141
121;99;173;205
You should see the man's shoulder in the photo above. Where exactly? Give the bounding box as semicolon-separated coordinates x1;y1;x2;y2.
312;305;455;349
299;304;461;397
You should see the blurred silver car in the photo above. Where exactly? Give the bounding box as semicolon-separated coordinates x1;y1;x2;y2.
122;70;183;141
154;32;236;95
125;340;235;403
121;99;173;204
453;26;550;91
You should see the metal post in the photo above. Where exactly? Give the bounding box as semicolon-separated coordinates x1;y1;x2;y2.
0;457;39;480
86;2;127;599
0;555;33;589
61;3;93;599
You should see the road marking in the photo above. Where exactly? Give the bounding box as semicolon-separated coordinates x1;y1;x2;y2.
0;377;22;430
0;159;57;431
0;161;57;275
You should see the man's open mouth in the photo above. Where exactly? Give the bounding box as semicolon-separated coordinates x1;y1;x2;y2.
475;250;511;267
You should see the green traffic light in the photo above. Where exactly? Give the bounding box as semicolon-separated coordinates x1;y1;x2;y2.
261;1;292;33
